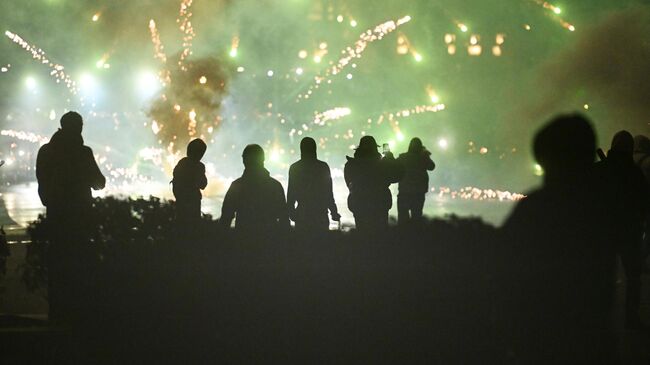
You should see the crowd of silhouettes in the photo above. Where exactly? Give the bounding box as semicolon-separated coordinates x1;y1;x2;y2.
33;111;650;347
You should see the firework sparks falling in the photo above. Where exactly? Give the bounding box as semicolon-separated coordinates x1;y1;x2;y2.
313;107;352;126
4;30;77;94
1;129;50;145
433;186;525;201
148;20;171;85
301;15;412;99
176;0;196;71
532;0;575;31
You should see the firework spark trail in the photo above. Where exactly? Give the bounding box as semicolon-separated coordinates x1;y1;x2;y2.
148;20;171;85
531;0;575;31
4;31;78;94
1;129;50;145
177;0;195;71
313;107;352;126
376;103;446;125
300;15;412;99
433;186;525;201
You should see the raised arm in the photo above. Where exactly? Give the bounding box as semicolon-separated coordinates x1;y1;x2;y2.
85;147;106;190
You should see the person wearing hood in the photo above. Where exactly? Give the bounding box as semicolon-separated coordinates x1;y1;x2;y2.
287;137;340;231
172;139;208;221
36;111;106;218
344;136;403;230
220;144;289;230
396;138;435;224
595;131;649;330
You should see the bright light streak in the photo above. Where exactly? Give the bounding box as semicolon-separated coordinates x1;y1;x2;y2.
438;138;449;150
92;13;101;22
313;107;352;126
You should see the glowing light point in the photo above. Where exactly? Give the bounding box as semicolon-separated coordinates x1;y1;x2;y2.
534;163;544;176
319;42;328;50
524;24;531;30
438;138;449;150
346;73;353;80
458;23;468;32
313;55;322;63
25;76;36;89
92;13;100;22
553;7;561;14
396;131;405;141
298;50;308;59
336;15;344;23
229;48;238;58
236;66;245;73
413;53;423;62
350;20;358;27
199;76;207;84
267;70;274;77
583;104;589;110
568;25;575;32
295;67;304;75
430;94;440;103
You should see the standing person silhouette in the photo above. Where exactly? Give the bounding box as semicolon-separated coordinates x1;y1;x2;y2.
397;138;435;225
287;137;340;231
501;114;617;363
172;139;208;222
36;111;106;220
595;131;648;330
344;136;403;230
220;144;289;231
35;111;106;322
633;135;650;276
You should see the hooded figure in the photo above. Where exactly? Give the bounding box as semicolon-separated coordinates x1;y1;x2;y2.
501;114;617;363
594;131;648;330
36;111;106;218
396;138;435;224
220;144;289;230
344;136;403;230
172;138;208;221
287;137;340;231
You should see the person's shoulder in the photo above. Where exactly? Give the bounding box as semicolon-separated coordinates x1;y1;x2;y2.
81;145;95;156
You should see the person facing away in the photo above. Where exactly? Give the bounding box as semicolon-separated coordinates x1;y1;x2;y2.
287;137;340;231
633;134;650;184
396;138;435;224
220;144;289;231
344;136;403;230
36;111;106;219
595;131;649;330
172;139;208;221
500;114;617;363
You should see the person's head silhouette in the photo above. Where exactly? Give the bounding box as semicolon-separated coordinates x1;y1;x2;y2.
243;144;265;169
609;130;634;158
533;113;595;182
60;111;83;134
300;137;317;159
634;135;650;154
355;136;380;158
408;137;423;153
187;138;207;161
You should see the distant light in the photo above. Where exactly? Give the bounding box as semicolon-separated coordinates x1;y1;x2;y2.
444;34;455;44
25;76;36;90
468;45;482;56
346;73;353;80
534;163;544;176
396;131;405;141
267;70;274;77
270;148;281;162
336;15;344;23
298;50;308;59
583;103;589;110
447;45;456;55
492;46;502;57
295;67;304;75
350;20;358;27
79;73;96;93
137;71;160;98
49;110;56;120
438;138;449;150
92;13;100;22
470;35;479;45
496;33;505;45
458;23;468;32
229;48;238;58
553;7;561;14
319;42;328;50
313;55;322;63
430;94;440;103
413;52;423;62
479;147;488;155
236;66;245;73
199;76;207;84
568;25;575;32
524;24;531;31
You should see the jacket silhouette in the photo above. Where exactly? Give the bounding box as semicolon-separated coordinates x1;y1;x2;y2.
287;137;340;231
36;112;105;217
595;131;649;329
500;114;617;363
344;136;403;230
221;144;289;230
397;138;435;224
172;139;208;221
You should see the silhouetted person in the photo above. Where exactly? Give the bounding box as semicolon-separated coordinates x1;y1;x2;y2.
344;136;403;230
287;137;340;231
172;139;208;222
595;131;648;330
397;138;435;224
35;111;105;322
36;111;106;220
633;135;650;273
220;144;289;231
501;114;617;363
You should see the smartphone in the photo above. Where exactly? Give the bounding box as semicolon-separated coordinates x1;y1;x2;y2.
382;143;390;154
